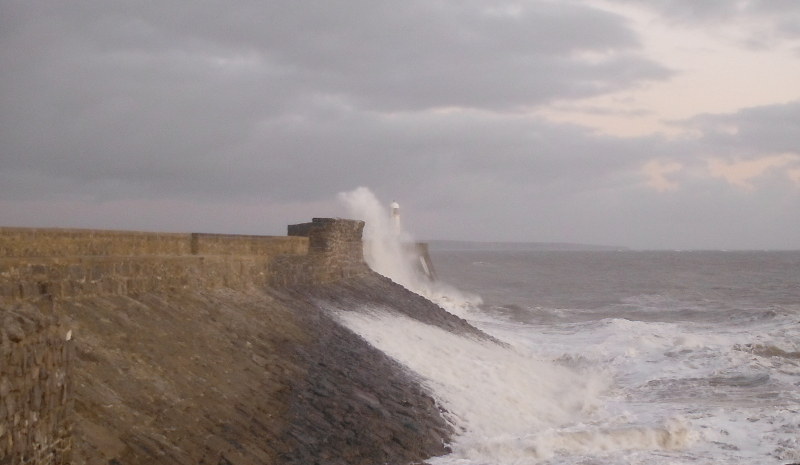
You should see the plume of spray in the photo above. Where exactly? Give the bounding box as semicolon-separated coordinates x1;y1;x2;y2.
337;187;481;316
338;187;418;289
336;188;692;462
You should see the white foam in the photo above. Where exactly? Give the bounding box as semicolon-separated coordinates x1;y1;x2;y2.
338;187;423;291
475;308;800;464
338;187;485;315
336;310;701;463
335;188;800;463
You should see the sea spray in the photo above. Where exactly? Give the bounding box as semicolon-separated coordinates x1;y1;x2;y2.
336;187;699;463
336;311;602;440
338;187;419;288
338;187;483;314
335;310;694;463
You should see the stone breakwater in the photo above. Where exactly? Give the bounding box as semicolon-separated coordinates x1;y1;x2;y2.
0;219;365;301
0;219;489;464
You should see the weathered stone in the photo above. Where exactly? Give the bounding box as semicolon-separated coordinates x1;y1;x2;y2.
3;315;26;343
0;305;72;465
251;353;269;368
0;219;492;464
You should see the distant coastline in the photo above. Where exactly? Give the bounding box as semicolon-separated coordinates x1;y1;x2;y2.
426;240;628;252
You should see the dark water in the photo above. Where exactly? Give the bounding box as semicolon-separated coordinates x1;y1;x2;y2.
424;250;800;465
432;250;800;322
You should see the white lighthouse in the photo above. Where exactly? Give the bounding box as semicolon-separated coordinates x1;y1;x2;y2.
390;200;401;234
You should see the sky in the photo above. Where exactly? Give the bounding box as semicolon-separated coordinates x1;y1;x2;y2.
2;0;800;249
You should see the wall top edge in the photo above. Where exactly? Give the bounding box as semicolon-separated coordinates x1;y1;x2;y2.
0;226;190;236
0;226;296;239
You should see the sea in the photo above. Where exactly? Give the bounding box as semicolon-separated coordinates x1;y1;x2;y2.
337;249;800;465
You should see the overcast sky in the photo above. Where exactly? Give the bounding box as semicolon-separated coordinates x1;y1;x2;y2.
2;0;800;249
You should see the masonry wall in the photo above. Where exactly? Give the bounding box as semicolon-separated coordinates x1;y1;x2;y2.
271;218;370;286
0;219;371;463
1;305;72;465
0;227;308;259
0;228;313;304
0;256;284;302
0;228;192;258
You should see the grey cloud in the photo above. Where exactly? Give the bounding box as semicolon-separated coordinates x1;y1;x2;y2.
3;0;670;110
0;0;670;204
606;0;800;41
3;0;798;248
608;0;742;21
606;0;800;20
682;101;800;156
0;88;673;204
404;145;800;249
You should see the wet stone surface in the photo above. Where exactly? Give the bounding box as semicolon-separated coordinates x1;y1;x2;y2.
36;271;474;464
1;221;491;464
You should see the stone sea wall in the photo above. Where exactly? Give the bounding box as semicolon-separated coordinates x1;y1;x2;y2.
0;228;309;258
271;218;370;286
0;218;464;464
0;221;371;303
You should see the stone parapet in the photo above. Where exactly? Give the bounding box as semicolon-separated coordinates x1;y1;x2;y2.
190;233;307;256
272;219;369;286
0;228;191;258
0;220;367;301
0;228;308;259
